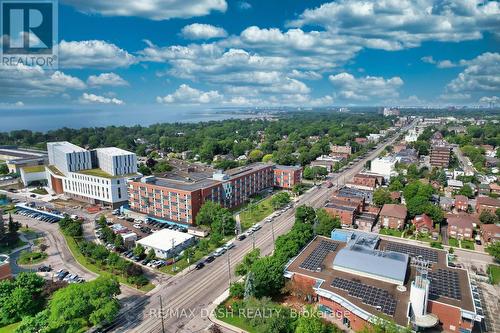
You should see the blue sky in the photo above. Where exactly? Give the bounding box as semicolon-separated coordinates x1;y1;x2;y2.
1;0;499;109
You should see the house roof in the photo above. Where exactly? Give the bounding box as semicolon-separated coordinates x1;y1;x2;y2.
380;204;407;219
413;214;433;229
447;214;474;229
477;196;500;208
480;224;500;238
454;195;468;204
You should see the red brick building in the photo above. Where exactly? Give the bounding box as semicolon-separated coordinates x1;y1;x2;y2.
476;196;500;214
480;224;500;244
128;163;277;225
454;195;469;212
324;198;360;227
0;254;12;281
412;214;434;233
348;173;383;190
430;145;451;168
273;165;302;189
489;183;500;196
379;204;407;230
447;214;474;240
284;236;478;333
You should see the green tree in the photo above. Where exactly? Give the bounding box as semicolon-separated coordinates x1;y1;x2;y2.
373;188;393;207
486;242;500;262
262;154;273;163
479;210;498;224
133;244;145;258
114;234;124;249
295;310;330;333
229;282;245;299
0;164;9;174
196;201;235;236
295;205;316;224
270;192;291;210
235;248;261;276
146;248;156;261
315;209;341;236
248;149;264;162
458;184;474;198
251;256;285;298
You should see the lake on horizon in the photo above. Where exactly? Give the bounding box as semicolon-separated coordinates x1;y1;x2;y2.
0;107;256;132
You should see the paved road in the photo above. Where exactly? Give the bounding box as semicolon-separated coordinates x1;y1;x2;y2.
452;145;475;175
100;123;414;333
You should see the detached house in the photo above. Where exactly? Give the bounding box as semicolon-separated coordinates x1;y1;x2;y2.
379;204;407;230
447;214;474;241
454;195;469;212
412;214;434;234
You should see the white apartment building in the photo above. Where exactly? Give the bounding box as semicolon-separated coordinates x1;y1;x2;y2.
370;156;397;181
46;142;138;208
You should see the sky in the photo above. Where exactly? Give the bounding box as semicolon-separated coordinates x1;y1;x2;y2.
0;0;499;110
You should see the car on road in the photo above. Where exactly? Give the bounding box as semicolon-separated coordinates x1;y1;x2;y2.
195;262;205;270
251;223;261;232
237;234;246;241
213;247;226;257
38;265;52;272
204;255;215;263
223;242;235;251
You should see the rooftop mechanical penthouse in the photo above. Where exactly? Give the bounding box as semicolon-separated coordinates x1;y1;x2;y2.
127;163;301;225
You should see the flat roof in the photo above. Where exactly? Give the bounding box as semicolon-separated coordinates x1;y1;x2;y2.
137;229;194;251
285;236;474;326
0;148;46;159
95;147;135;156
48;141;86;153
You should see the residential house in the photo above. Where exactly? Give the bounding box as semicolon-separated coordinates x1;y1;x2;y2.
480;224;500;244
412;214;434;234
447;214;474;240
454;195;469;212
390;191;401;203
354;212;379;232
379;204;407;230
355;137;368;145
479;183;491;196
324;199;360;227
347;173;382;190
476;196;500;214
447;179;464;191
490;183;500;196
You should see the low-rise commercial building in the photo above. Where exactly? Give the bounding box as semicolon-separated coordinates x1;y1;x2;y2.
137;229;195;259
46;142;138;208
370;156;397;181
0;146;48;173
285;231;479;333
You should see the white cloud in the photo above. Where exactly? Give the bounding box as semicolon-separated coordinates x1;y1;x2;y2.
329;72;404;101
439;93;471;101
238;1;251;10
289;0;500;50
478;96;499;105
59;40;136;69
181;23;227;40
421;56;436;64
0;64;86;98
446;52;500;94
80;92;124;105
0;101;24;107
309;95;334;106
289;69;322;80
61;0;227;20
156;84;223;104
87;73;129;87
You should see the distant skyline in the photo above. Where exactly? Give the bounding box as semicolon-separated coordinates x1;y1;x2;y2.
0;0;499;110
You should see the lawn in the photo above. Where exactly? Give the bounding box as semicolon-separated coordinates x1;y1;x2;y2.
379;228;403;237
30;188;48;195
0;238;27;253
77;168;113;178
17;250;48;265
460;240;475;250
215;308;259;333
20;227;38;239
22;165;45;173
487;265;500;285
0;322;21;333
64;235;155;292
239;194;276;230
448;238;459;247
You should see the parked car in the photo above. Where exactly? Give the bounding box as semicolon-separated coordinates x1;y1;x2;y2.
195;262;205;270
251;224;262;232
223;242;235;251
213;248;226;257
38;265;52;272
205;255;215;263
237;234;246;241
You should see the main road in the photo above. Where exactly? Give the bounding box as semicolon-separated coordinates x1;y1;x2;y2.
100;122;415;333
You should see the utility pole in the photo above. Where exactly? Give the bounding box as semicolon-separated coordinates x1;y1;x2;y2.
227;251;231;287
158;295;166;333
252;231;255;250
271;219;275;243
171;238;176;272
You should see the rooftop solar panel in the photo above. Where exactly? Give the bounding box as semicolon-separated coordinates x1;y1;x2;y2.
428;269;462;300
299;241;338;271
331;277;397;316
383;242;439;263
